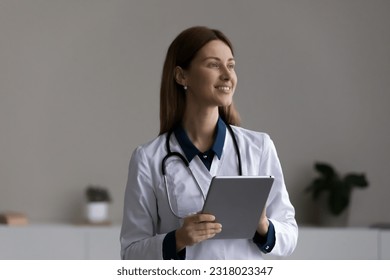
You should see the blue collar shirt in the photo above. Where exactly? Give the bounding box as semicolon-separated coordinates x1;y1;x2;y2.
173;117;226;171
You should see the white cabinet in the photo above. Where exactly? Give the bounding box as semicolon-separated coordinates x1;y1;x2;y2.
0;224;120;260
380;231;390;260
284;227;379;260
85;226;121;259
0;225;388;259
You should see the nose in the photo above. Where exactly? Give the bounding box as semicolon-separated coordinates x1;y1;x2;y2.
221;74;230;81
220;66;232;81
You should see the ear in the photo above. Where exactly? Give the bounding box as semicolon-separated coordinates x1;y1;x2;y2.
174;66;187;86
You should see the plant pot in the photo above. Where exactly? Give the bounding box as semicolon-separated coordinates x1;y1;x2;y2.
316;196;349;227
318;207;349;227
85;202;109;224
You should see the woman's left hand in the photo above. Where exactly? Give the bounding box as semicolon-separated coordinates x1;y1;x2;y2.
256;207;269;236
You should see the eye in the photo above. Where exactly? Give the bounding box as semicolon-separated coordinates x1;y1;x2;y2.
208;62;220;68
227;63;235;70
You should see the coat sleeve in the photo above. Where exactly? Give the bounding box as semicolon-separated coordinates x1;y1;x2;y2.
120;146;165;259
261;134;298;257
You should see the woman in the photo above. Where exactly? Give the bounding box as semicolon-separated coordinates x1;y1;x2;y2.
120;26;298;259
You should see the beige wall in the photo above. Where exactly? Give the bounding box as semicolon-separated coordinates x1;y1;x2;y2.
1;0;389;226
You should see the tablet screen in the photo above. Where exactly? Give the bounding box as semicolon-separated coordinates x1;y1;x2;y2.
201;176;274;239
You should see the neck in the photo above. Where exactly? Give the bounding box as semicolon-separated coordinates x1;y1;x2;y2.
182;108;219;153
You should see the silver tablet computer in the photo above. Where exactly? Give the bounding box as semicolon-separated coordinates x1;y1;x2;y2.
201;176;274;239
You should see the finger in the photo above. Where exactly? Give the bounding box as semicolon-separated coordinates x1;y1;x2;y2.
196;226;222;240
182;213;201;225
193;214;216;223
194;223;222;236
183;213;198;220
183;213;215;224
179;223;222;246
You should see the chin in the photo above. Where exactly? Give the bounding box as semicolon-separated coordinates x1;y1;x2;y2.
219;95;233;107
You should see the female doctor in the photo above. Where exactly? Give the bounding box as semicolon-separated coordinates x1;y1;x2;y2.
120;26;298;260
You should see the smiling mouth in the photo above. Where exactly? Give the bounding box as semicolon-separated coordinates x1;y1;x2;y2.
215;86;231;92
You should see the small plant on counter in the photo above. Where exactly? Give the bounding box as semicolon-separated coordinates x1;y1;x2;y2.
85;185;112;224
305;162;369;216
85;185;112;203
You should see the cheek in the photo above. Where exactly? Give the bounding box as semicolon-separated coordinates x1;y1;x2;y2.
232;72;238;84
191;72;212;86
232;75;238;90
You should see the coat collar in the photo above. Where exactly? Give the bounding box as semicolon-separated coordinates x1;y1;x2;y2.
173;117;226;163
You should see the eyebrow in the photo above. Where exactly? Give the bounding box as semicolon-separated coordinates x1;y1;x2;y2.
203;56;235;62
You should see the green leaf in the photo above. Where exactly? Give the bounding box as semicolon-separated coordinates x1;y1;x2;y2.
305;162;369;216
344;174;369;188
328;184;350;215
86;186;111;202
305;178;330;199
315;162;337;179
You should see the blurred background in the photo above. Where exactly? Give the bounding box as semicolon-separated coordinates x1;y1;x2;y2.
1;0;389;231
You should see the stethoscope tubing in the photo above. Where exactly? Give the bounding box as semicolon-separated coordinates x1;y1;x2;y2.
161;120;242;218
162;120;242;176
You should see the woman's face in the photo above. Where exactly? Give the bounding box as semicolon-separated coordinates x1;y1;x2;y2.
183;40;237;109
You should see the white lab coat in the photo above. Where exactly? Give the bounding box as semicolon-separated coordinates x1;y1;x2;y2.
120;125;298;259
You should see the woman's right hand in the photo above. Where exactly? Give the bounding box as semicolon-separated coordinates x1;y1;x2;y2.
175;213;222;252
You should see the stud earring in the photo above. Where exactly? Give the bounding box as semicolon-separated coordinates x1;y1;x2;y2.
184;85;188;91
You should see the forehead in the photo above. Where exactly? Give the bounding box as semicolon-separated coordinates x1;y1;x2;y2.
194;40;234;61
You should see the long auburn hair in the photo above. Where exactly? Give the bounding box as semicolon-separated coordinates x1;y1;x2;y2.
159;26;241;135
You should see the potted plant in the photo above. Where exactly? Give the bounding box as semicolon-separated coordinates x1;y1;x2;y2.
305;162;369;226
85;185;112;224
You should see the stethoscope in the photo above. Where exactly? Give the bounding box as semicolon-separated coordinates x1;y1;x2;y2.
161;120;242;218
